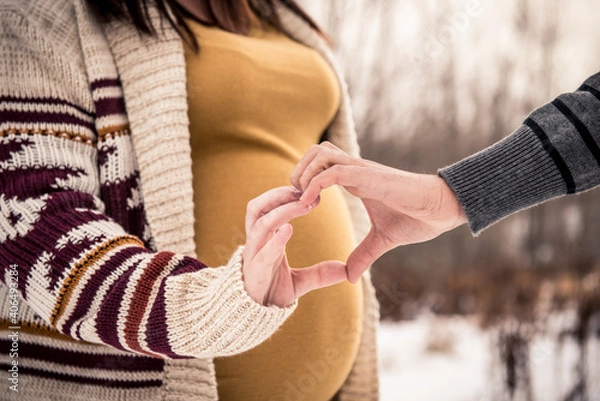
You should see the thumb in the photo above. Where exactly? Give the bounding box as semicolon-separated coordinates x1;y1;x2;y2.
347;230;389;283
291;260;348;298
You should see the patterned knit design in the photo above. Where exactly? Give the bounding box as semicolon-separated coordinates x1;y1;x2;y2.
1;0;296;398
0;0;380;399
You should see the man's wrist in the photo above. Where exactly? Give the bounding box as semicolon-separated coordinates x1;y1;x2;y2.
436;175;468;231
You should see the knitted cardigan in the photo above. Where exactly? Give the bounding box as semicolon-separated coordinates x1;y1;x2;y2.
0;0;379;399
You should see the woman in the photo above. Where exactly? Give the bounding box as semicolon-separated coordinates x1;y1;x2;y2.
0;0;379;400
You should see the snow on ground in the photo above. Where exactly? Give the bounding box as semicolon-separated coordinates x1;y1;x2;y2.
377;313;600;401
378;314;490;401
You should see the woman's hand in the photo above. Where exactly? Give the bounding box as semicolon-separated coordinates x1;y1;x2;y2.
290;142;468;282
242;186;349;307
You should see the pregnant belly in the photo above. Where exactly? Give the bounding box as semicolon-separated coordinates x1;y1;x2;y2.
191;154;364;401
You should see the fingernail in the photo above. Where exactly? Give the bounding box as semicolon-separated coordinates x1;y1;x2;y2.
299;193;307;203
293;190;303;199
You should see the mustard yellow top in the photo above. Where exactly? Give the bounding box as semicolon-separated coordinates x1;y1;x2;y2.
184;12;363;401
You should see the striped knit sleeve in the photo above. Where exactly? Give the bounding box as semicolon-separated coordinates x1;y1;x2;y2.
0;7;295;359
439;71;600;235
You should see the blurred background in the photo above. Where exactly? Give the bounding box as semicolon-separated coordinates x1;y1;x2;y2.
298;0;600;400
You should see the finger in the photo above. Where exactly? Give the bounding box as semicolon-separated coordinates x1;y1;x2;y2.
245;199;318;262
244;224;293;304
346;230;390;283
290;142;346;190
290;260;349;298
318;141;341;150
297;147;359;192
300;164;366;204
246;186;301;235
290;144;323;190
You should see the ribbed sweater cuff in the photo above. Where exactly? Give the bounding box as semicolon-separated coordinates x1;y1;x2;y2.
438;125;567;235
164;246;298;358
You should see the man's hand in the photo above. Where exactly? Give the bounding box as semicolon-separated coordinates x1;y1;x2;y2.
290;142;468;282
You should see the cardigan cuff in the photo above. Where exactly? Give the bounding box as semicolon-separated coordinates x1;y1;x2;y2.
163;245;297;358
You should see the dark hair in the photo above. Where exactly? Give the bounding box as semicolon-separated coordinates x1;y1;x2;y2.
86;0;326;52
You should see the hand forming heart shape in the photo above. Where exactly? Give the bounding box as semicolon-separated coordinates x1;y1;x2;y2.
290;141;467;283
242;186;349;307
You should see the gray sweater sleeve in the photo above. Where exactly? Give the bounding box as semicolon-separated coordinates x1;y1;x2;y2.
438;71;600;235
